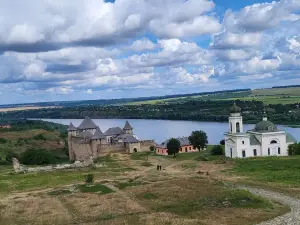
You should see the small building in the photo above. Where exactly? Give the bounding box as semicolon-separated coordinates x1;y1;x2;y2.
156;137;198;155
224;103;297;158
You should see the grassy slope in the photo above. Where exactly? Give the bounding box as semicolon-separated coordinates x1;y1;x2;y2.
0;152;288;225
127;87;300;105
230;156;300;197
0;129;65;152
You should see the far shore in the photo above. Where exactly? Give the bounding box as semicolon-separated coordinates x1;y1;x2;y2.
0;106;62;112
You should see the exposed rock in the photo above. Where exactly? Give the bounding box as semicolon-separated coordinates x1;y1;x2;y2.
12;158;27;173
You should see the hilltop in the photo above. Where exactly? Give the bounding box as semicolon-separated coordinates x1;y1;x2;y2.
0;120;68;165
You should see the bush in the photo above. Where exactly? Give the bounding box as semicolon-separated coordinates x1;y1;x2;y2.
33;134;47;141
0;138;8;144
220;139;225;145
211;145;224;155
84;173;94;183
0;149;19;165
149;146;155;151
288;143;300;156
20;148;57;165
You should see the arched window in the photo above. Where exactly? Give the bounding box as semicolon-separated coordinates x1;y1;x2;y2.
230;122;233;132
236;122;240;133
270;140;278;144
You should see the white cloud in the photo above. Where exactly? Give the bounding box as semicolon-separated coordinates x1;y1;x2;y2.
0;0;300;104
129;38;156;52
238;73;273;82
46;86;74;95
211;32;262;49
85;89;93;95
127;39;213;68
223;1;300;33
0;0;220;51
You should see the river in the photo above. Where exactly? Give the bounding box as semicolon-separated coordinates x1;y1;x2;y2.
40;119;300;145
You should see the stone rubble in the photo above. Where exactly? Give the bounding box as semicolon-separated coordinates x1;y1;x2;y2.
12;157;102;174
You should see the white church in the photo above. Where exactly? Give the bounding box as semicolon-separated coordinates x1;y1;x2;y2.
224;103;297;158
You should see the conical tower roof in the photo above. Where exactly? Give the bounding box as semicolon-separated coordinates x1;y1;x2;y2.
77;116;98;130
92;127;105;140
123;120;133;130
67;122;77;131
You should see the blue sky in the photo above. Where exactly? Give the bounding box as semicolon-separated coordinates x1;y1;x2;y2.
0;0;299;104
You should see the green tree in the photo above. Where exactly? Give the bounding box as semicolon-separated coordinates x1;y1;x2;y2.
211;145;224;155
149;146;155;152
188;130;208;152
167;138;181;158
288;143;300;156
21;148;56;165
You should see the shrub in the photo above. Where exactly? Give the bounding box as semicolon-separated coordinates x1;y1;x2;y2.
0;138;8;144
33;134;47;141
220;139;225;145
149;146;155;151
84;173;94;183
288;143;300;156
211;145;224;155
20;148;56;165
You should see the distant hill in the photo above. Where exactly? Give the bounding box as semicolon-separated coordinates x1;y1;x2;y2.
0;88;250;108
272;85;300;89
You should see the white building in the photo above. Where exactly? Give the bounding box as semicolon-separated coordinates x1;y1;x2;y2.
224;103;297;158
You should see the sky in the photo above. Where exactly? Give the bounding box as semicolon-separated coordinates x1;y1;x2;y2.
0;0;300;104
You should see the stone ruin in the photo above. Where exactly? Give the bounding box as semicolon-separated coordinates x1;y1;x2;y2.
12;157;101;174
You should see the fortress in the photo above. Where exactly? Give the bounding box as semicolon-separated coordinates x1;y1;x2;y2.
67;117;155;161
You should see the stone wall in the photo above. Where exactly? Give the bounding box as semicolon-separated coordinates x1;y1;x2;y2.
98;143;127;154
140;140;155;152
12;157;99;174
127;142;141;153
71;137;93;161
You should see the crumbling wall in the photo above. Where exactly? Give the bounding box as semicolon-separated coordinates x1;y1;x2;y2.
12;157;99;174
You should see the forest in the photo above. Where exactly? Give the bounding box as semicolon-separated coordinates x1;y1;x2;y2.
2;100;300;125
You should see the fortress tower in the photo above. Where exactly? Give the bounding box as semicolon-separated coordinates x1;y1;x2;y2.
123;120;133;135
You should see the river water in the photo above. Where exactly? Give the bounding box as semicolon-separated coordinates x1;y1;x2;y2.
40;119;300;145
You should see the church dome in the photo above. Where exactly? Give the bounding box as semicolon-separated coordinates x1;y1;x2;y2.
230;103;241;113
254;120;278;132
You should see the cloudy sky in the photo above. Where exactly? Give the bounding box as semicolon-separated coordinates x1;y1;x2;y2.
0;0;300;104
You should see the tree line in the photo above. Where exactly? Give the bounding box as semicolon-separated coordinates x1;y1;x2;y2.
2;99;300;125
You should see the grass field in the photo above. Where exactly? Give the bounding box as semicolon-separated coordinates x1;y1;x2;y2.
126;87;300;105
0;106;61;112
230;156;300;197
0;152;292;225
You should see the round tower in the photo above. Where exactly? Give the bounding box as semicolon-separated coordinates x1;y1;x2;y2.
228;103;243;134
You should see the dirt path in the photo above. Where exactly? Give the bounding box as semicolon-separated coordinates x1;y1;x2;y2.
240;186;300;225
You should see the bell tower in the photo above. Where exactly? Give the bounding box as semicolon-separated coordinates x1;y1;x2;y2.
228;103;243;134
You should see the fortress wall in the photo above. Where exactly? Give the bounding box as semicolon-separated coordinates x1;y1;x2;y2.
71;137;93;161
98;143;127;154
128;142;141;153
140;140;155;152
91;139;101;157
